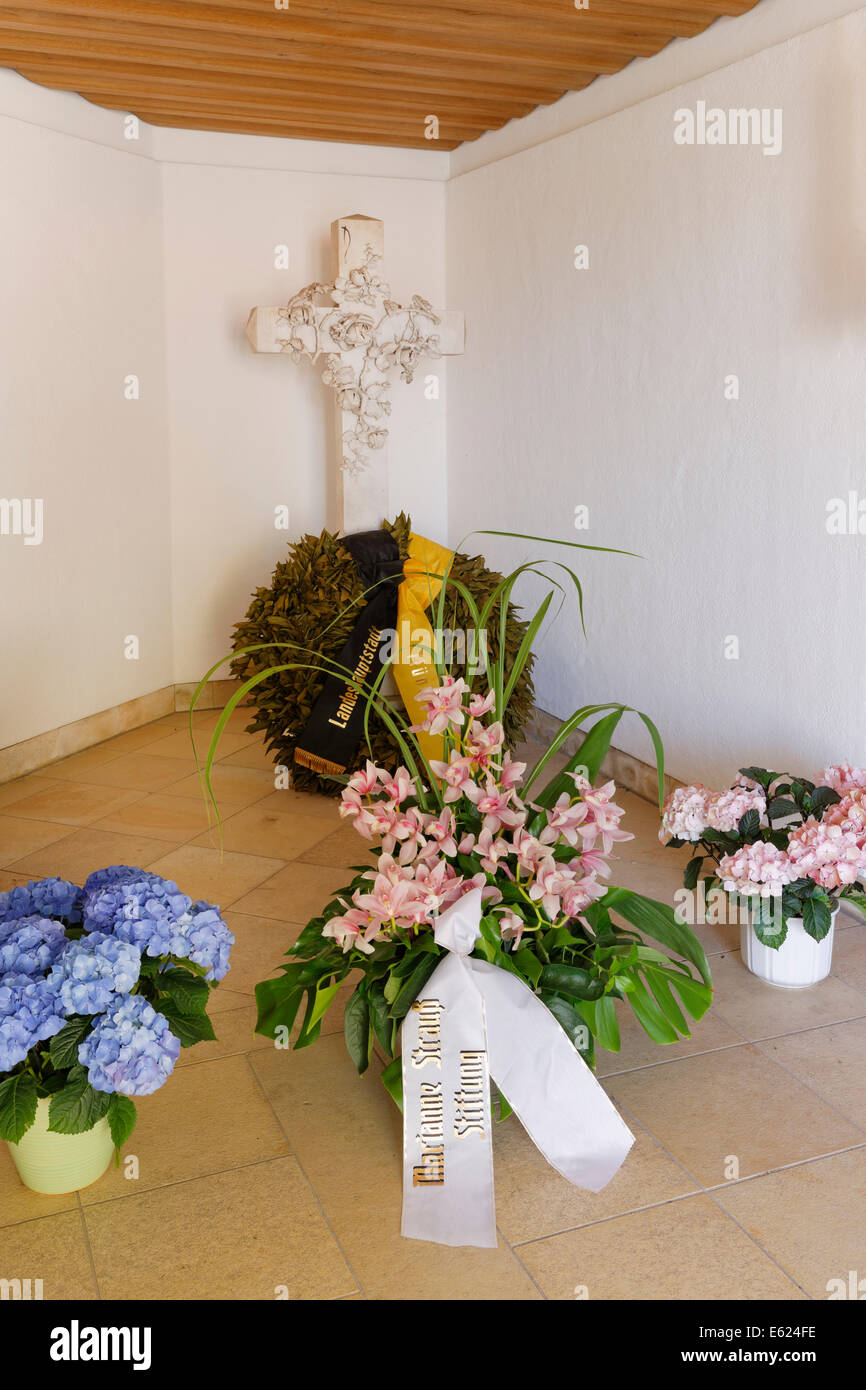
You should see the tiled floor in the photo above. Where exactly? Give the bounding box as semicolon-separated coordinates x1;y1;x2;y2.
1;711;864;1300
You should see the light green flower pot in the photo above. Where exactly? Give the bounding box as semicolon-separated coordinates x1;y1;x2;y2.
7;1098;114;1195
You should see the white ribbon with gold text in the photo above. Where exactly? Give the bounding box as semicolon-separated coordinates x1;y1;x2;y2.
400;888;635;1247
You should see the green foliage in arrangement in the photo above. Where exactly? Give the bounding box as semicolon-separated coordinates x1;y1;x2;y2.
192;525;714;1103
229;513;536;793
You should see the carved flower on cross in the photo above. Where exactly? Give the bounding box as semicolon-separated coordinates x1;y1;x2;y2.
328;313;375;351
280;248;446;476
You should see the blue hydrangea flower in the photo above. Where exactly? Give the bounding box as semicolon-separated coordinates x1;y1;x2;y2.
84;871;190;938
78;995;181;1096
0;916;69;977
83;867;233;982
48;932;141;1016
0;972;66;1073
182;904;234;983
0;879;83;925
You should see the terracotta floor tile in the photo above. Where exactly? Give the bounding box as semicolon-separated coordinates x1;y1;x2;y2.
136;729;255;761
755;1018;866;1128
298;824;378;869
229;860;348;923
716;1148;866;1299
83;1158;357;1300
1;781;143;827
189;707;260;735
80;1055;289;1204
91;791;226;843
0;1144;78;1228
72;752;199;792
0;869;35;892
251;1037;541;1299
144;844;286;909
162;764;275;810
831;925;866;994
43;745;128;780
593;1001;745;1078
0;775;63;810
0;815;74;866
607;1046;863;1187
709;949;866;1040
94;725;185;754
223;911;303;995
6;827;180;881
493;1108;698;1245
516;1194;803;1300
248;788;341;820
217;741;280;772
208;986;254;1016
174;1004;271;1069
0;1210;99;1299
191;805;337;860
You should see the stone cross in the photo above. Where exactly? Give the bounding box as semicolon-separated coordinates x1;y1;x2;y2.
246;213;465;534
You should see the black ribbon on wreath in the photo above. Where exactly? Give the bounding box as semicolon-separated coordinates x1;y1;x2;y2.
292;529;404;778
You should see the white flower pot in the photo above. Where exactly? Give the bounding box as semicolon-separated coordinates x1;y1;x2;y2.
740;908;838;989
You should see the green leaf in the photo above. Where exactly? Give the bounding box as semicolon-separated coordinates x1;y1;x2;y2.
737;808;761;839
540;992;594;1062
810;785;841;816
579;995;621;1052
390;953;440;1021
538;962;604;1001
47;1067;111;1135
766;797;798;822
308;976;342;1028
380;1056;403;1111
48;1015;91;1070
513;947;543;988
0;1072;38;1143
802;895;833;943
368;979;393;1056
602;886;712;988
625;978;679;1045
255;976;304;1041
533;708;625;814
153;967;210;1015
495;1090;513;1122
156;1000;216;1049
344;985;371;1075
752;913;787;950
683;856;703;891
107;1093;137;1150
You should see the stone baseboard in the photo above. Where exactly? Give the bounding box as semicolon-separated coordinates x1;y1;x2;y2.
0;679;249;784
0;685;680;803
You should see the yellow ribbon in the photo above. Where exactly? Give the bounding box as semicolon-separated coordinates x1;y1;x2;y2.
391;533;455;766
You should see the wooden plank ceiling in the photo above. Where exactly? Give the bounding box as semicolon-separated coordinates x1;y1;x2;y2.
0;0;763;150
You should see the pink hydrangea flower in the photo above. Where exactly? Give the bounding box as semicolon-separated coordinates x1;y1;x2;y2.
787;819;866;891
823;789;866;844
659;785;713;843
817;763;866;796
718;841;800;898
706;785;767;833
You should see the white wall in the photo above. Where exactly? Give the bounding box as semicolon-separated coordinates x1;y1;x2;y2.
0;74;172;748
446;6;866;786
159;156;446;682
0;72;448;741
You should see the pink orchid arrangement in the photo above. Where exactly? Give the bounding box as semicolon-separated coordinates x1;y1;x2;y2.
200;526;714;1092
662;762;866;948
324;681;632;957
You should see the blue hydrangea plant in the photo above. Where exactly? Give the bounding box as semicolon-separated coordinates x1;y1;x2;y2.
0;868;234;1156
